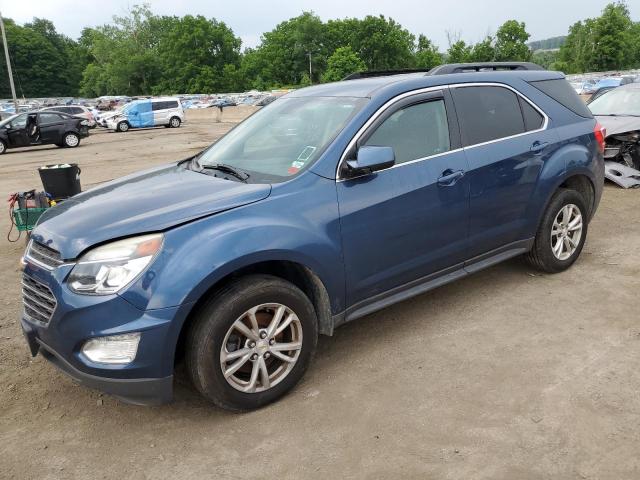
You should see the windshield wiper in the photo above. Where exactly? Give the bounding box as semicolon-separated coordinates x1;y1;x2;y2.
595;113;640;117
200;163;250;182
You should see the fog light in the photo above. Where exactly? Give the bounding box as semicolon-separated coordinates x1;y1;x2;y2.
81;333;141;364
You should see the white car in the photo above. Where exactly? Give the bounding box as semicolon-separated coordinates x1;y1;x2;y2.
106;97;185;132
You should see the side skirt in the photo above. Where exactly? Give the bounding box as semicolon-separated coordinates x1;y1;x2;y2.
331;238;534;331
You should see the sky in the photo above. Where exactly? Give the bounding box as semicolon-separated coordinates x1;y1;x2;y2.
1;0;632;49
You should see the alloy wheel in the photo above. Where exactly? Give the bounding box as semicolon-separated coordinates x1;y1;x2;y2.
65;134;79;147
220;303;303;393
550;203;583;261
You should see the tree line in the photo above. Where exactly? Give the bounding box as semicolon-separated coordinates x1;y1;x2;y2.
0;2;638;98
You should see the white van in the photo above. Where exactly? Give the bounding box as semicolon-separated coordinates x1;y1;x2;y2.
106;97;185;132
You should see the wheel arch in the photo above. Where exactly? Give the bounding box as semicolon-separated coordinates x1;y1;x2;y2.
173;259;334;368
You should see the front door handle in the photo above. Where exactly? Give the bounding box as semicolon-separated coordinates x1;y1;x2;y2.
530;141;549;153
438;169;465;186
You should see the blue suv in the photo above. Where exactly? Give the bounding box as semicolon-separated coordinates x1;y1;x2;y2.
21;63;605;410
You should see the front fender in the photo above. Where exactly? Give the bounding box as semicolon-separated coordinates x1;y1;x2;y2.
119;173;345;315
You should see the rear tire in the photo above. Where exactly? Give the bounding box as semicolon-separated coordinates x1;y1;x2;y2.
63;132;80;148
116;121;129;132
526;189;588;273
186;274;317;411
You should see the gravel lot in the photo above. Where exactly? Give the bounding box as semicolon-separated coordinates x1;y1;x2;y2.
1;107;639;480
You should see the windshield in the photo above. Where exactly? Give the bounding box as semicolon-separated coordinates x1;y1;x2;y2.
195;96;367;182
589;88;640;116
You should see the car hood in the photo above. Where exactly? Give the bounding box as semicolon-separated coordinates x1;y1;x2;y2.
32;164;271;259
595;115;640;137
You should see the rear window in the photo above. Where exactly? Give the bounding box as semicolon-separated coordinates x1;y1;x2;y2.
452;86;525;146
529;79;593;118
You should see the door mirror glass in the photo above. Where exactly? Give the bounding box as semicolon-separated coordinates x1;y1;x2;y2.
347;146;395;175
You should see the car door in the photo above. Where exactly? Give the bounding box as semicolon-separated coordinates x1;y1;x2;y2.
450;84;556;258
38;113;66;145
337;90;470;309
4;113;29;147
152;101;167;126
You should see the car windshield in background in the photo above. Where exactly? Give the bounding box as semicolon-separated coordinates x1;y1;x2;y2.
195;96;367;182
589;88;640;116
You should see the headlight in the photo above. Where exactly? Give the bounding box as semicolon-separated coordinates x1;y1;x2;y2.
80;119;89;126
68;234;163;295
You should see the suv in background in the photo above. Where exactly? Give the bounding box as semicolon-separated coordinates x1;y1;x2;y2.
21;63;604;410
41;105;96;128
106;97;184;132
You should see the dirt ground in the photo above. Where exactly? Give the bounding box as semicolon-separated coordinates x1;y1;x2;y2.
1;107;639;480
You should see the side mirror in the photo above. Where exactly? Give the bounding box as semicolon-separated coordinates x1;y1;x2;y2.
346;146;395;176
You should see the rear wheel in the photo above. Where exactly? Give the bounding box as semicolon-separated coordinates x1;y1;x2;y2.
186;274;317;411
116;121;129;132
526;189;588;273
169;116;181;128
63;132;80;148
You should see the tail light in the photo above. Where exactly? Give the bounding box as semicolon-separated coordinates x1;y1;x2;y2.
594;122;606;154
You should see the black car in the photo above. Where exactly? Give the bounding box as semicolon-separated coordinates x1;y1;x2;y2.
0;111;89;154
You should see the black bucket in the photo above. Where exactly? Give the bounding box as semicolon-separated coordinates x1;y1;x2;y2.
38;164;82;199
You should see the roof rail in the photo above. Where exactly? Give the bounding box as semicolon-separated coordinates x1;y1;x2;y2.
428;62;545;75
342;69;430;81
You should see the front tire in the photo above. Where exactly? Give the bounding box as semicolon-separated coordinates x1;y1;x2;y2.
186;274;318;411
116;121;129;132
526;189;588;273
63;132;80;148
0;140;6;154
169;116;181;128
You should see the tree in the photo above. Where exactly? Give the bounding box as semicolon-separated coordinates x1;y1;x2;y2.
414;35;442;69
494;20;531;61
591;2;633;70
469;35;496;62
447;40;472;63
557;2;637;73
322;46;366;82
0;18;87;97
154;15;241;93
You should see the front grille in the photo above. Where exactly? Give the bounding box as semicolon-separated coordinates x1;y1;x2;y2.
22;275;57;325
26;241;63;269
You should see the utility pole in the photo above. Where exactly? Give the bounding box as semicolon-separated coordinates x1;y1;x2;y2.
0;11;18;113
308;52;313;84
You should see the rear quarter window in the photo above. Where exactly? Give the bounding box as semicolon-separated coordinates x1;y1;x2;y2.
529;79;593;118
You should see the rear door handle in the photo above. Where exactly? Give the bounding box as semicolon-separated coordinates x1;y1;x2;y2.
530;141;549;153
438;169;465;186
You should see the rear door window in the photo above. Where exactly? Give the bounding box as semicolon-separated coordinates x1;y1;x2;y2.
452;86;525;146
39;113;63;125
363;99;451;164
152;102;165;111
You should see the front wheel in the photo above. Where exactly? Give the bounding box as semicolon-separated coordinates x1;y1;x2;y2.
186;275;318;411
0;140;6;154
63;132;80;148
526;189;588;273
169;116;181;128
116;121;129;132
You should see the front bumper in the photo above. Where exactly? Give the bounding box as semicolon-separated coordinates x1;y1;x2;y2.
23;324;172;405
20;262;191;405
